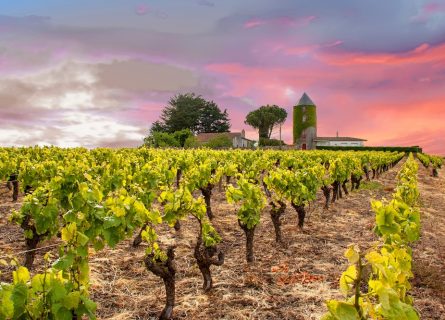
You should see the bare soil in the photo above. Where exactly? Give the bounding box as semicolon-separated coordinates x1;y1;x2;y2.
0;159;443;320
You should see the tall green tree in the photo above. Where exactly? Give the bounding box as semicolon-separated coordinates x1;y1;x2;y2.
152;93;231;134
245;105;287;139
196;101;230;133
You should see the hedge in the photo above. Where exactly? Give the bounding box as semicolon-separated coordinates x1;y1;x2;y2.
316;146;422;153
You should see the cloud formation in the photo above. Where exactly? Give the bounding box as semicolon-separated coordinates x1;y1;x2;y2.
0;58;200;148
0;0;445;154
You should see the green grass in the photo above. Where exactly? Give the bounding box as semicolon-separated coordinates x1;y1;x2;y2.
358;180;383;191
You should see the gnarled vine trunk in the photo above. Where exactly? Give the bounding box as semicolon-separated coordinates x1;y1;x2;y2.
270;200;286;244
355;175;362;190
193;226;224;291
432;168;438;177
144;247;176;320
291;203;306;229
350;175;362;191
24;235;40;269
363;167;370;181
200;184;213;220
341;179;349;196
331;181;341;202
132;222;148;247
9;173;19;202
239;221;255;263
338;181;343;198
321;185;331;209
21;215;43;269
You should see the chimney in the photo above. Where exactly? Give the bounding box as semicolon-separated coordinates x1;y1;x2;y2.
241;129;245;138
336;130;339;138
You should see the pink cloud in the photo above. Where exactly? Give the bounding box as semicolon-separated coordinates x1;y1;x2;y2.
316;42;445;66
244;19;267;29
279;40;343;56
205;41;445;155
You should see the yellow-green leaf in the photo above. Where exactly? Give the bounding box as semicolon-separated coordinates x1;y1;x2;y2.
13;266;30;283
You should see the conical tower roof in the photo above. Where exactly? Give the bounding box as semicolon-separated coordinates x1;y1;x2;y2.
297;92;315;106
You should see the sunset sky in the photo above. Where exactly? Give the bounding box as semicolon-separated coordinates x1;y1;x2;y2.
1;0;444;154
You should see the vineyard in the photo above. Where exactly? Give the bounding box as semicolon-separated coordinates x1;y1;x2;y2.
0;148;444;319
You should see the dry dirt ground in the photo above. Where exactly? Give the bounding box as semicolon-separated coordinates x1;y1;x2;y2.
0;159;443;320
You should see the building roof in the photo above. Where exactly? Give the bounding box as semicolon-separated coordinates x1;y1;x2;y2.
314;136;367;142
297;92;315;106
196;132;254;143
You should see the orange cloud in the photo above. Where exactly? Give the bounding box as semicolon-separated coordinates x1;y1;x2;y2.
317;42;445;66
206;42;445;155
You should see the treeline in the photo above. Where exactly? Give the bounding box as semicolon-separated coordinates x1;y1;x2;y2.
145;93;288;147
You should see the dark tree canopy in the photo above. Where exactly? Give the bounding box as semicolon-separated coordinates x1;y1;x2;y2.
149;120;167;135
244;105;287;139
195;101;230;134
152;93;230;134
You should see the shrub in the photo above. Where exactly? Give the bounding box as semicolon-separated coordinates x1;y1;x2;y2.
144;132;180;148
259;138;285;146
316;146;422;153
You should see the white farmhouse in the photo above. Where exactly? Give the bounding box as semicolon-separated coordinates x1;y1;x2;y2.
314;136;366;147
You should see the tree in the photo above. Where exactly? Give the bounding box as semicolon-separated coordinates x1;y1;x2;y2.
152;93;231;134
149;121;167;135
195;101;230;133
259;138;286;146
173;129;194;147
244;105;287;139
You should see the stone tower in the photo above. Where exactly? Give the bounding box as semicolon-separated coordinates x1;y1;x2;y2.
293;93;317;150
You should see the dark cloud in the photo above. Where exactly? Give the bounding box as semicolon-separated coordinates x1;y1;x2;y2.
96;59;198;93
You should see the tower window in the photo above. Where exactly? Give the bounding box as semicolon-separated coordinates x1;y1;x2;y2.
302;115;307;122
